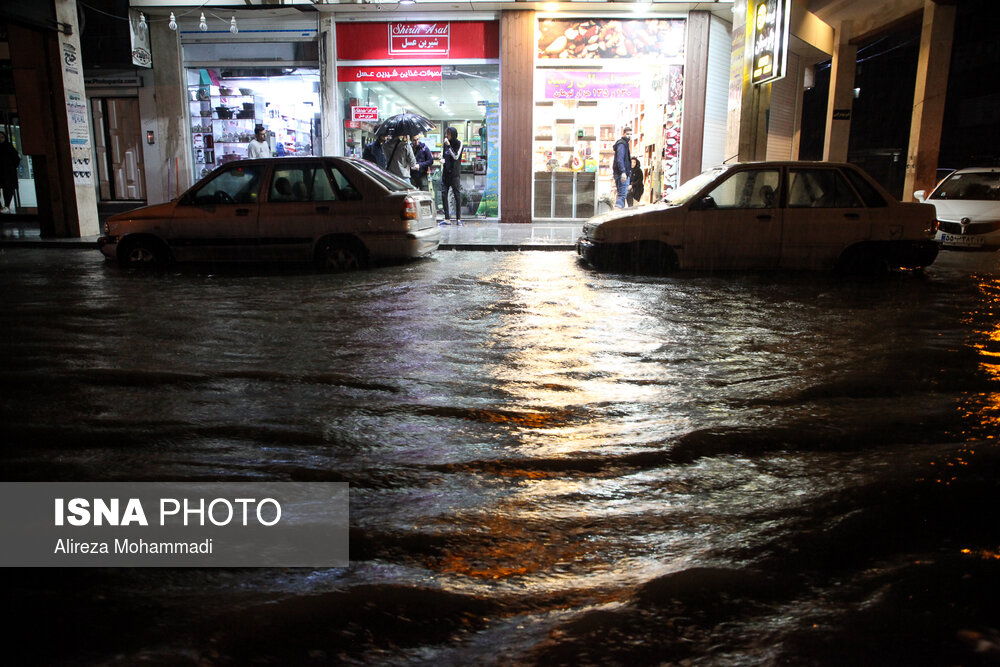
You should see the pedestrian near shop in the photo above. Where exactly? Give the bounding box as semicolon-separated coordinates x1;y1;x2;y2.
383;133;416;184
612;126;632;209
0;131;21;213
410;134;433;191
247;124;271;159
362;135;387;169
440;126;463;225
627;157;644;207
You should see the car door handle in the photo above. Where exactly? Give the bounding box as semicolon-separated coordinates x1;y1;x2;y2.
756;214;772;221
235;208;250;216
844;213;860;219
315;206;330;214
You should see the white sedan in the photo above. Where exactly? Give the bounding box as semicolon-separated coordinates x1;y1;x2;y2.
915;167;1000;252
578;161;939;274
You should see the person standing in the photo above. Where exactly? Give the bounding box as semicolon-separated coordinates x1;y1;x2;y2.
410;134;433;191
362;135;387;169
612;126;632;209
383;133;416;184
627;157;644;207
440;126;463;225
247;124;271;159
0;131;21;213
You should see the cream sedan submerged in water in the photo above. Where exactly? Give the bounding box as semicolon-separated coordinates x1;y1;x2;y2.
577;161;939;274
99;157;440;271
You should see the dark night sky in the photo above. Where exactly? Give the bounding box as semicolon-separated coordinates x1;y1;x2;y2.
799;0;1000;195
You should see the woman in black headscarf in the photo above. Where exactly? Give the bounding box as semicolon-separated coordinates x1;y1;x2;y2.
626;157;643;207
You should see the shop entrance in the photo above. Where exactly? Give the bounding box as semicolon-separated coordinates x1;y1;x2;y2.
90;97;145;202
187;67;320;181
339;64;500;220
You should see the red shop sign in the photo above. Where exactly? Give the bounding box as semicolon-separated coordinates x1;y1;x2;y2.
351;106;379;121
336;21;499;60
338;66;442;83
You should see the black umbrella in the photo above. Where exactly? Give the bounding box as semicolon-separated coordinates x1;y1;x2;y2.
373;112;436;138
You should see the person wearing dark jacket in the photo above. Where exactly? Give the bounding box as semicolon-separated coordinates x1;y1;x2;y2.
362;135;387;169
627;157;644;206
612;126;632;208
410;134;433;190
440;126;463;225
0;131;22;213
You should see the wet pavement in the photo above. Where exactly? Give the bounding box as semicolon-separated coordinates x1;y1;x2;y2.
2;247;1000;665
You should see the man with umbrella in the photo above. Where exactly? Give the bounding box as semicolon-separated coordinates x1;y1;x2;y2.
383;133;416;184
373;113;435;185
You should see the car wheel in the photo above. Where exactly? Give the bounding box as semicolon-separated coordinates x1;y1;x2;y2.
118;237;167;269
630;242;678;275
316;238;367;272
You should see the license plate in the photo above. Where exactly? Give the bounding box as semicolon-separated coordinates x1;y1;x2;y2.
941;234;985;247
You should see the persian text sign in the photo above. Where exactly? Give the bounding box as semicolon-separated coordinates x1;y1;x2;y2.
0;482;349;567
336;22;498;60
352;106;379;122
338;66;442;83
544;71;642;100
390;23;450;55
751;0;791;85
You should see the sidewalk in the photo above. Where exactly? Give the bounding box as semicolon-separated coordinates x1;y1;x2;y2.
1;217;583;251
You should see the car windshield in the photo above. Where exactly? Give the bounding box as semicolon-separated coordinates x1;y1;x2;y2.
349;159;413;192
664;167;728;205
931;172;1000;201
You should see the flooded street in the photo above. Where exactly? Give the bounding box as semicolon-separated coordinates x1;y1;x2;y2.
2;247;1000;665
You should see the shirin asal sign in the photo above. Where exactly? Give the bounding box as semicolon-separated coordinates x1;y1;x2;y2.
750;0;791;86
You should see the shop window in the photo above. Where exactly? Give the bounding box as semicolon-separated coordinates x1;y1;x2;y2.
187;67;320;181
533;18;686;219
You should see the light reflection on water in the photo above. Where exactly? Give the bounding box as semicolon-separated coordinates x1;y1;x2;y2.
2;249;1000;665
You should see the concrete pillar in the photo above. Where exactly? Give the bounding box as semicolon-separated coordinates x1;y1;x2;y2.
319;16;341;157
499;10;534;224
822;20;855;162
148;17;192;201
726;0;769;162
681;11;710;183
903;0;955;201
54;0;99;236
725;0;752;162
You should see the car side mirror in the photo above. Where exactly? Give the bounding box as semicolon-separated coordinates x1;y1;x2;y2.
913;190;926;202
693;195;717;211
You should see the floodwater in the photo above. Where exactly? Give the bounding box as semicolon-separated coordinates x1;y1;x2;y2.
2;248;1000;666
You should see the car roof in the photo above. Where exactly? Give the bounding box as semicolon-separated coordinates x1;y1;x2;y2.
710;160;860;169
946;167;1000;175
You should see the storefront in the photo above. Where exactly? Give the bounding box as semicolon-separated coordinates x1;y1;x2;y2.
335;21;500;219
181;30;322;183
533;17;687;219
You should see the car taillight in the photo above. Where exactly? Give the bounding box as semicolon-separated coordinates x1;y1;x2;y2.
403;196;418;221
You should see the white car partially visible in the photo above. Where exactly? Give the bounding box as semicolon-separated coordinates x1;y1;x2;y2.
915;168;1000;252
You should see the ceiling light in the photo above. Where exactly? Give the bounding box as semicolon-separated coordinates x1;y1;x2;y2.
199;12;207;31
399;0;416;5
168;12;177;30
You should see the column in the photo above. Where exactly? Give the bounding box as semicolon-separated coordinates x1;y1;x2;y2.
903;0;956;200
822;20;855;162
680;11;710;183
500;10;534;224
148;16;192;201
